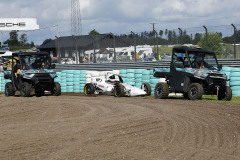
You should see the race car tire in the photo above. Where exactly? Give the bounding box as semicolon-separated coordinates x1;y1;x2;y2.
120;70;127;74
20;82;31;97
135;69;143;74
114;84;124;97
5;82;15;97
187;83;203;100
141;83;151;96
218;86;232;101
113;70;120;75
154;82;169;99
84;83;95;95
52;82;61;96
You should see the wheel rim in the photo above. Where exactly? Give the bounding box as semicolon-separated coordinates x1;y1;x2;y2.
53;85;57;93
156;86;162;96
84;85;91;95
21;84;26;96
143;85;148;93
115;86;120;96
190;87;198;97
5;86;9;96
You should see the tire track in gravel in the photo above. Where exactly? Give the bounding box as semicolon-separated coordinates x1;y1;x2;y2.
0;95;239;160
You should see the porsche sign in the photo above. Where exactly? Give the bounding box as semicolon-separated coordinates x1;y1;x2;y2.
0;18;39;31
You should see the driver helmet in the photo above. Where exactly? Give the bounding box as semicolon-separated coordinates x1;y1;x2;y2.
194;55;202;62
106;73;119;83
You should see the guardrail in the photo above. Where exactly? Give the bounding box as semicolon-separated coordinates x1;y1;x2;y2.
55;59;240;71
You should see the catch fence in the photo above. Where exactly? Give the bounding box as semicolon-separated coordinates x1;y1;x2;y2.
55;59;240;71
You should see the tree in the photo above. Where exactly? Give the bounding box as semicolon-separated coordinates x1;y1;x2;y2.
198;32;223;55
89;29;99;35
159;30;164;37
168;30;173;44
8;31;19;46
42;38;53;46
165;29;168;36
19;33;27;46
193;33;202;44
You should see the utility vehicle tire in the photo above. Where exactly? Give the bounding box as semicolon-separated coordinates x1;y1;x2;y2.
35;91;44;97
52;82;61;96
20;82;31;97
187;83;203;100
218;86;232;101
114;84;125;97
84;83;95;95
5;82;15;97
141;83;151;96
154;82;169;99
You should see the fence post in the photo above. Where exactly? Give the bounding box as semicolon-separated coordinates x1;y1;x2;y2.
203;25;208;49
72;35;79;64
231;24;237;59
178;27;183;45
110;33;116;62
153;29;159;54
131;31;137;62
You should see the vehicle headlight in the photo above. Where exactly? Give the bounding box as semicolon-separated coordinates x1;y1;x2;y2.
23;73;35;79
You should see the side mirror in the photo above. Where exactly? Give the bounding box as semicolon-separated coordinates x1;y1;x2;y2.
51;64;56;69
218;64;222;70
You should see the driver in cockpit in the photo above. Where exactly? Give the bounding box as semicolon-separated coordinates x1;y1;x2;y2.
106;73;123;84
192;56;207;68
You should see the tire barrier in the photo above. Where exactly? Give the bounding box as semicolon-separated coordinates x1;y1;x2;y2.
222;66;240;97
0;67;239;96
0;73;11;92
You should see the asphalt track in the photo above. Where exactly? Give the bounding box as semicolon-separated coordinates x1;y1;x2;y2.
0;94;239;159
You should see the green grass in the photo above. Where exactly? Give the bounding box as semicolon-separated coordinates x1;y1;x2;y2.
167;95;240;105
201;95;240;105
158;46;173;54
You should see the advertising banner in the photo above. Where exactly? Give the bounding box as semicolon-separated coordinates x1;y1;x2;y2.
0;18;39;31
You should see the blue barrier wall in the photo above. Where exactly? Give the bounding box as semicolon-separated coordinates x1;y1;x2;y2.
1;67;240;97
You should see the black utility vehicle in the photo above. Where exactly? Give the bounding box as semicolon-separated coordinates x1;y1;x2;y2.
4;52;61;97
153;46;232;100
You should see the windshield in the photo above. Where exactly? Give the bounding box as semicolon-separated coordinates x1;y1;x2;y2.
20;54;51;70
118;52;124;56
188;51;218;69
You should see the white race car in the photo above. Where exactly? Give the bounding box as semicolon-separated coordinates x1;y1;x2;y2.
84;73;151;97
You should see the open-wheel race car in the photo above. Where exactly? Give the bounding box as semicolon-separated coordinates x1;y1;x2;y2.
84;72;151;97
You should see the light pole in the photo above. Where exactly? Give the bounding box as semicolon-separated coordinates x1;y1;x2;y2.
231;24;237;59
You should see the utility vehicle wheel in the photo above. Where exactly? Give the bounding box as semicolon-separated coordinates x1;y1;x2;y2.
154;82;169;99
35;91;44;97
20;82;31;97
141;83;151;96
187;83;203;100
114;84;124;97
218;86;232;101
84;83;95;95
52;82;61;96
5;82;15;97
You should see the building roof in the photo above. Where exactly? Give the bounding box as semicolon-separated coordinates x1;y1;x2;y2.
39;34;112;49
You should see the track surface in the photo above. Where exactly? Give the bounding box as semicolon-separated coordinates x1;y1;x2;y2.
0;95;240;160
